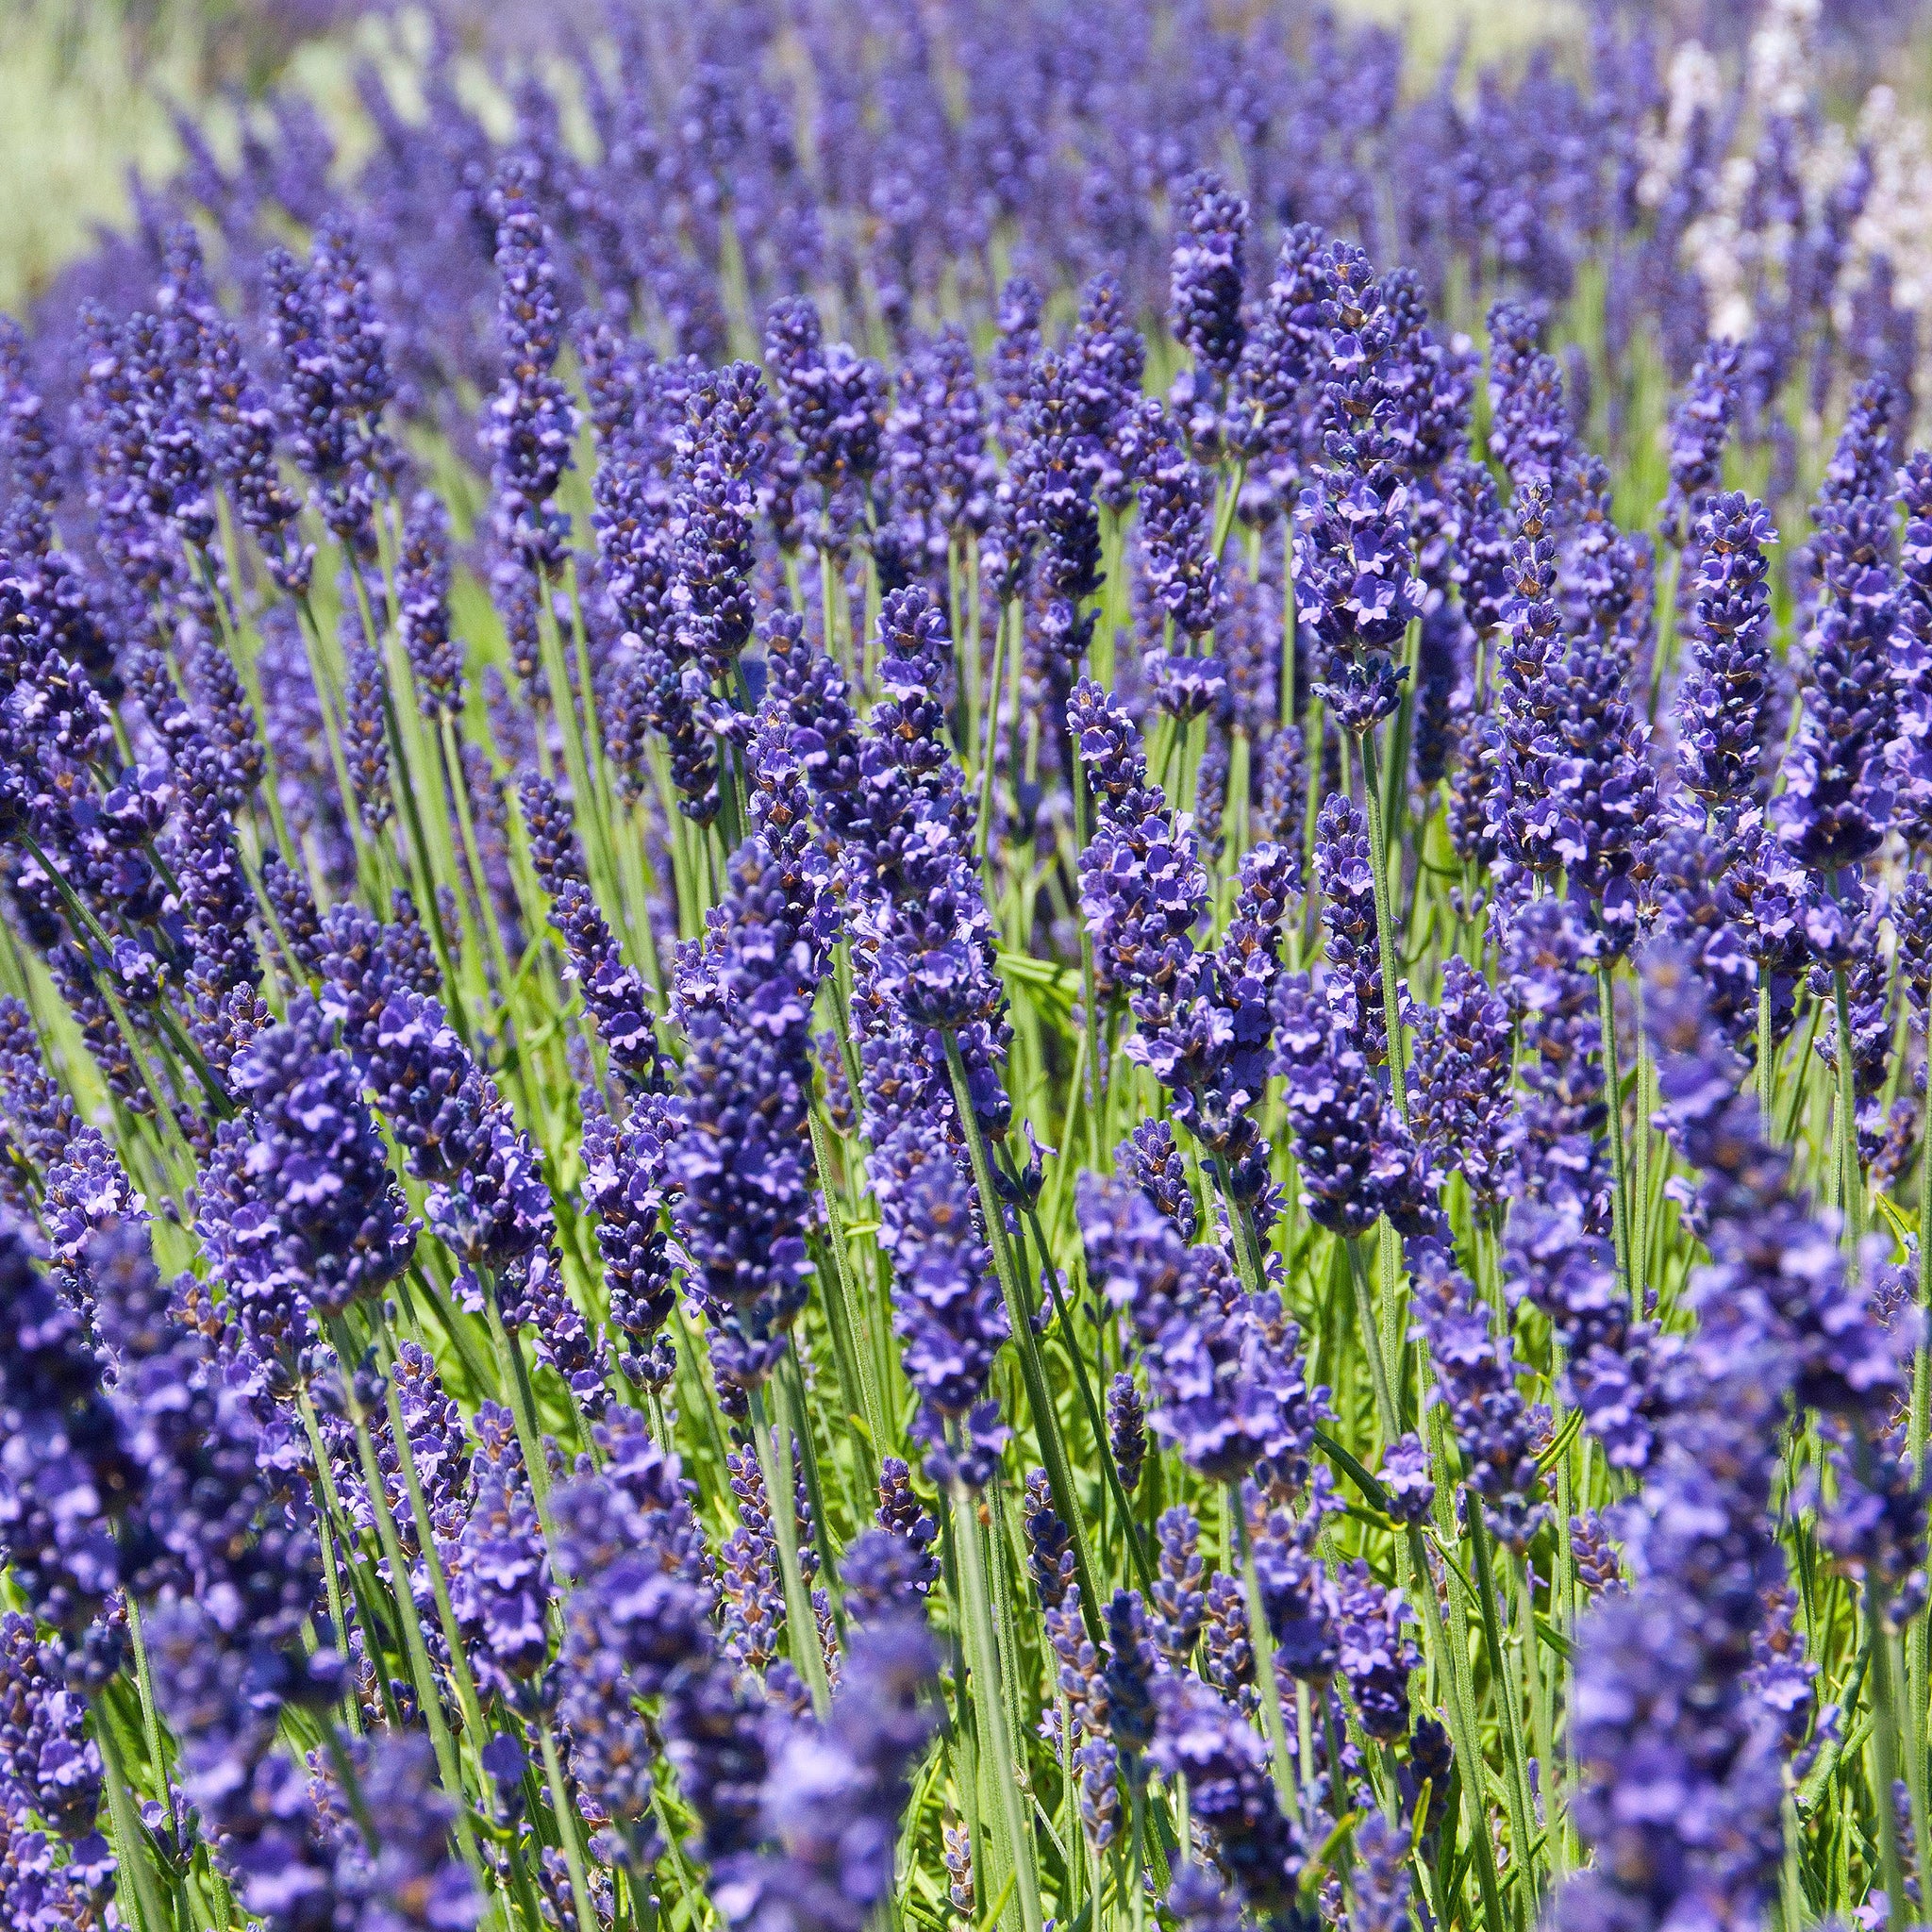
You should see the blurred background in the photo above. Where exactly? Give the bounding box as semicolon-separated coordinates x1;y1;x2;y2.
6;0;1928;315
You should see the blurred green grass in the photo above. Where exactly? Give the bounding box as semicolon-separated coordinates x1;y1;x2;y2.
0;0;397;313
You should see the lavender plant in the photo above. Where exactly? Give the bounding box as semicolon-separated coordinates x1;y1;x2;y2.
3;8;1932;1932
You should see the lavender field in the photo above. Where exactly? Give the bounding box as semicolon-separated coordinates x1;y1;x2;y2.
5;3;1932;1930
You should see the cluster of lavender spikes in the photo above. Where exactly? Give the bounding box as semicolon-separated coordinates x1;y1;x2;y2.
6;4;1932;1932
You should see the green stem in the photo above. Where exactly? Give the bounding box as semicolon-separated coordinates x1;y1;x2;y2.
949;1466;1044;1932
1356;728;1408;1120
374;1329;489;1746
93;1701;171;1932
750;1381;835;1718
1595;959;1638;1313
1866;1570;1910;1932
294;1388;365;1737
482;1282;565;1560
539;1723;603;1932
808;1107;888;1475
1228;1480;1303;1826
1834;968;1863;1254
325;1321;489;1897
1910;1101;1932;1878
1023;1203;1155;1591
124;1599;174;1840
1404;1514;1507;1932
1469;1515;1542;1915
941;1030;1103;1638
975;602;1010;858
1346;1237;1399;1443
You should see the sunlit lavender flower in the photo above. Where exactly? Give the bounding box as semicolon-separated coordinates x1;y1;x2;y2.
1408;1241;1548;1550
1676;491;1778;817
0;1216;138;1657
1150;1675;1303;1916
1775;375;1903;870
1108;1374;1147;1491
1169;172;1249;414
1008;349;1104;664
1887;449;1932;846
674;361;767;684
486;160;578;571
1314;794;1386;1062
1272;974;1388;1239
1407;954;1520;1212
1660;337;1742;544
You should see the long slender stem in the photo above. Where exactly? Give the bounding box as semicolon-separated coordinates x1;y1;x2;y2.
1833;968;1863;1255
1346;1237;1399;1443
1228;1480;1302;1824
807;1107;888;1474
93;1703;171;1932
1595;959;1638;1312
124;1600;174;1842
1469;1515;1543;1914
941;1030;1103;1637
539;1723;603;1932
1910;1102;1932;1877
1356;727;1407;1121
482;1282;565;1560
750;1381;834;1718
325;1321;489;1896
950;1467;1044;1932
1024;1202;1155;1591
1866;1570;1910;1932
375;1329;489;1746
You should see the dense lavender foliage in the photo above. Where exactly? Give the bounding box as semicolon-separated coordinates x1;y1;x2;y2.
5;3;1932;1932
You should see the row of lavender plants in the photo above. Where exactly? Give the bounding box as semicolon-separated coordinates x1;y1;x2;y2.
2;3;1931;1931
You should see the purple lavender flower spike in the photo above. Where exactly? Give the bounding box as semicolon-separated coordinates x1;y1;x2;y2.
0;1215;138;1660
718;1618;938;1932
1676;491;1778;818
453;1402;554;1708
1660;338;1743;545
1407;1241;1548;1551
1169;171;1249;439
1116;1118;1199;1241
583;1091;678;1390
1333;1558;1418;1741
1108;1374;1147;1492
1496;891;1612;1232
202;991;417;1347
397;491;465;721
1314;794;1387;1064
673;361;767;685
1150;1674;1304;1916
1273;973;1387;1239
1407;955;1520;1214
765;295;886;504
1007;348;1104;666
1136;407;1224;643
328;1734;479;1931
0;1611;104;1841
1774;375;1903;871
1887;449;1932;847
1506;1196;1659;1471
670;836;818;1402
1078;1173;1324;1486
1377;1434;1435;1525
1350;1813;1414;1932
486;158;577;571
890;1141;1009;1487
